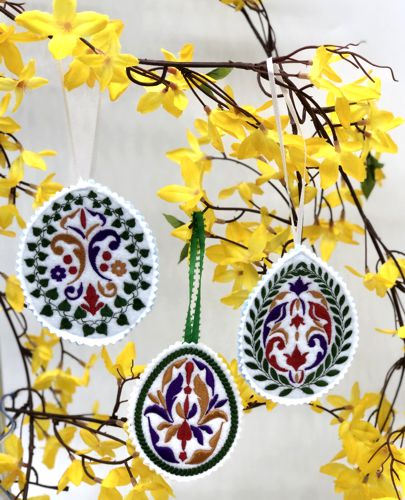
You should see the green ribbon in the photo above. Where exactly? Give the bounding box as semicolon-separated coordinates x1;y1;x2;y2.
183;211;205;344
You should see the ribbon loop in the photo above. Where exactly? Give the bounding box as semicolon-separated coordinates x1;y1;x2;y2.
183;211;206;344
266;57;306;246
58;61;101;182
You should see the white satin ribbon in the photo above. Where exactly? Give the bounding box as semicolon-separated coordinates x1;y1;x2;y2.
58;61;101;182
266;57;306;246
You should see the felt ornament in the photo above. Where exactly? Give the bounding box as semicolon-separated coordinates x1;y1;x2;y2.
17;179;158;345
237;58;359;404
238;245;358;404
128;212;241;480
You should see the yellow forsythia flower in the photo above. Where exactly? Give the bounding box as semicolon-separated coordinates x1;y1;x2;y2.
137;44;192;117
304;219;363;261
16;0;109;60
157;158;205;212
24;328;59;373
0;59;48;111
33;173;63;208
21;148;56;171
58;459;96;491
101;341;144;380
0;434;25;490
346;258;405;297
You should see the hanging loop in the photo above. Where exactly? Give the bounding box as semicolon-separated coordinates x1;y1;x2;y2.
183;211;206;344
266;57;306;246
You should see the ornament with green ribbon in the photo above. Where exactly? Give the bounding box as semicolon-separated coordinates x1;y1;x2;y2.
128;211;242;480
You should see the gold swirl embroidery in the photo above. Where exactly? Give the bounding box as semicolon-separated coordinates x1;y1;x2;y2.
60;209;80;230
97;281;118;298
85;223;101;239
51;234;86;284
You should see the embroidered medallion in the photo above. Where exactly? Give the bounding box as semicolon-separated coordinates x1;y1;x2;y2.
238;245;358;404
17;180;158;345
128;342;241;480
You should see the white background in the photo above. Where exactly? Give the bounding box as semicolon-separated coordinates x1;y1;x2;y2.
1;1;405;499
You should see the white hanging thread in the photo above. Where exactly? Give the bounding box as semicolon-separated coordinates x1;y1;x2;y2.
57;61;102;182
89;90;102;180
266;57;306;246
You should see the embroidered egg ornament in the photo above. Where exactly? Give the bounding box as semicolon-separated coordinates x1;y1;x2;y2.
128;211;242;480
238;245;358;404
128;342;241;480
237;57;359;404
17;179;158;345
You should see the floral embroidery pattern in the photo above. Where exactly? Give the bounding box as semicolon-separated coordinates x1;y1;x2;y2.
263;276;332;385
239;247;358;403
111;260;127;277
132;344;240;478
19;184;158;342
50;265;66;282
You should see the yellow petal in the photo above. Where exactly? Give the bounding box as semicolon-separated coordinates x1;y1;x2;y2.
172;90;188;111
161;48;176;62
27;76;48;90
137;92;163;114
53;0;76;23
0;453;18;472
102;467;131;487
1;40;24;74
335;97;351;129
48;33;78;59
248;224;267;260
0;78;17;91
320;235;336;261
220;289;249;309
16;11;55;36
0;115;20;133
157;185;195;203
13;87;24;111
99;487;123;500
116;342;136;373
22;150;47;170
43;427;75;468
8;156;24;187
319;158;339;190
38;150;57;156
345;265;364;278
101;346;115;377
80;428;99;449
340;151;366;182
4;434;23;460
218;185;237;199
5;275;24;312
179;43;194;62
73;12;109;37
375;327;397;335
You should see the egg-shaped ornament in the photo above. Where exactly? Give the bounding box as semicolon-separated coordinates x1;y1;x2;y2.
238;245;358;405
128;342;241;480
17;179;158;346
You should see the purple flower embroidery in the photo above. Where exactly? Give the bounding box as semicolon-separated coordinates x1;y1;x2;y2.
51;265;66;282
144;356;229;465
289;277;309;296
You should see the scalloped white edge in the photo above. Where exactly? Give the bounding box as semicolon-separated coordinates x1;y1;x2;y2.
237;244;359;406
127;341;243;482
16;178;159;347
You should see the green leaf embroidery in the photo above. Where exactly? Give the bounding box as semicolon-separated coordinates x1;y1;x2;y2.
74;306;87;320
60;317;72;330
132;298;145;311
40;304;53;317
